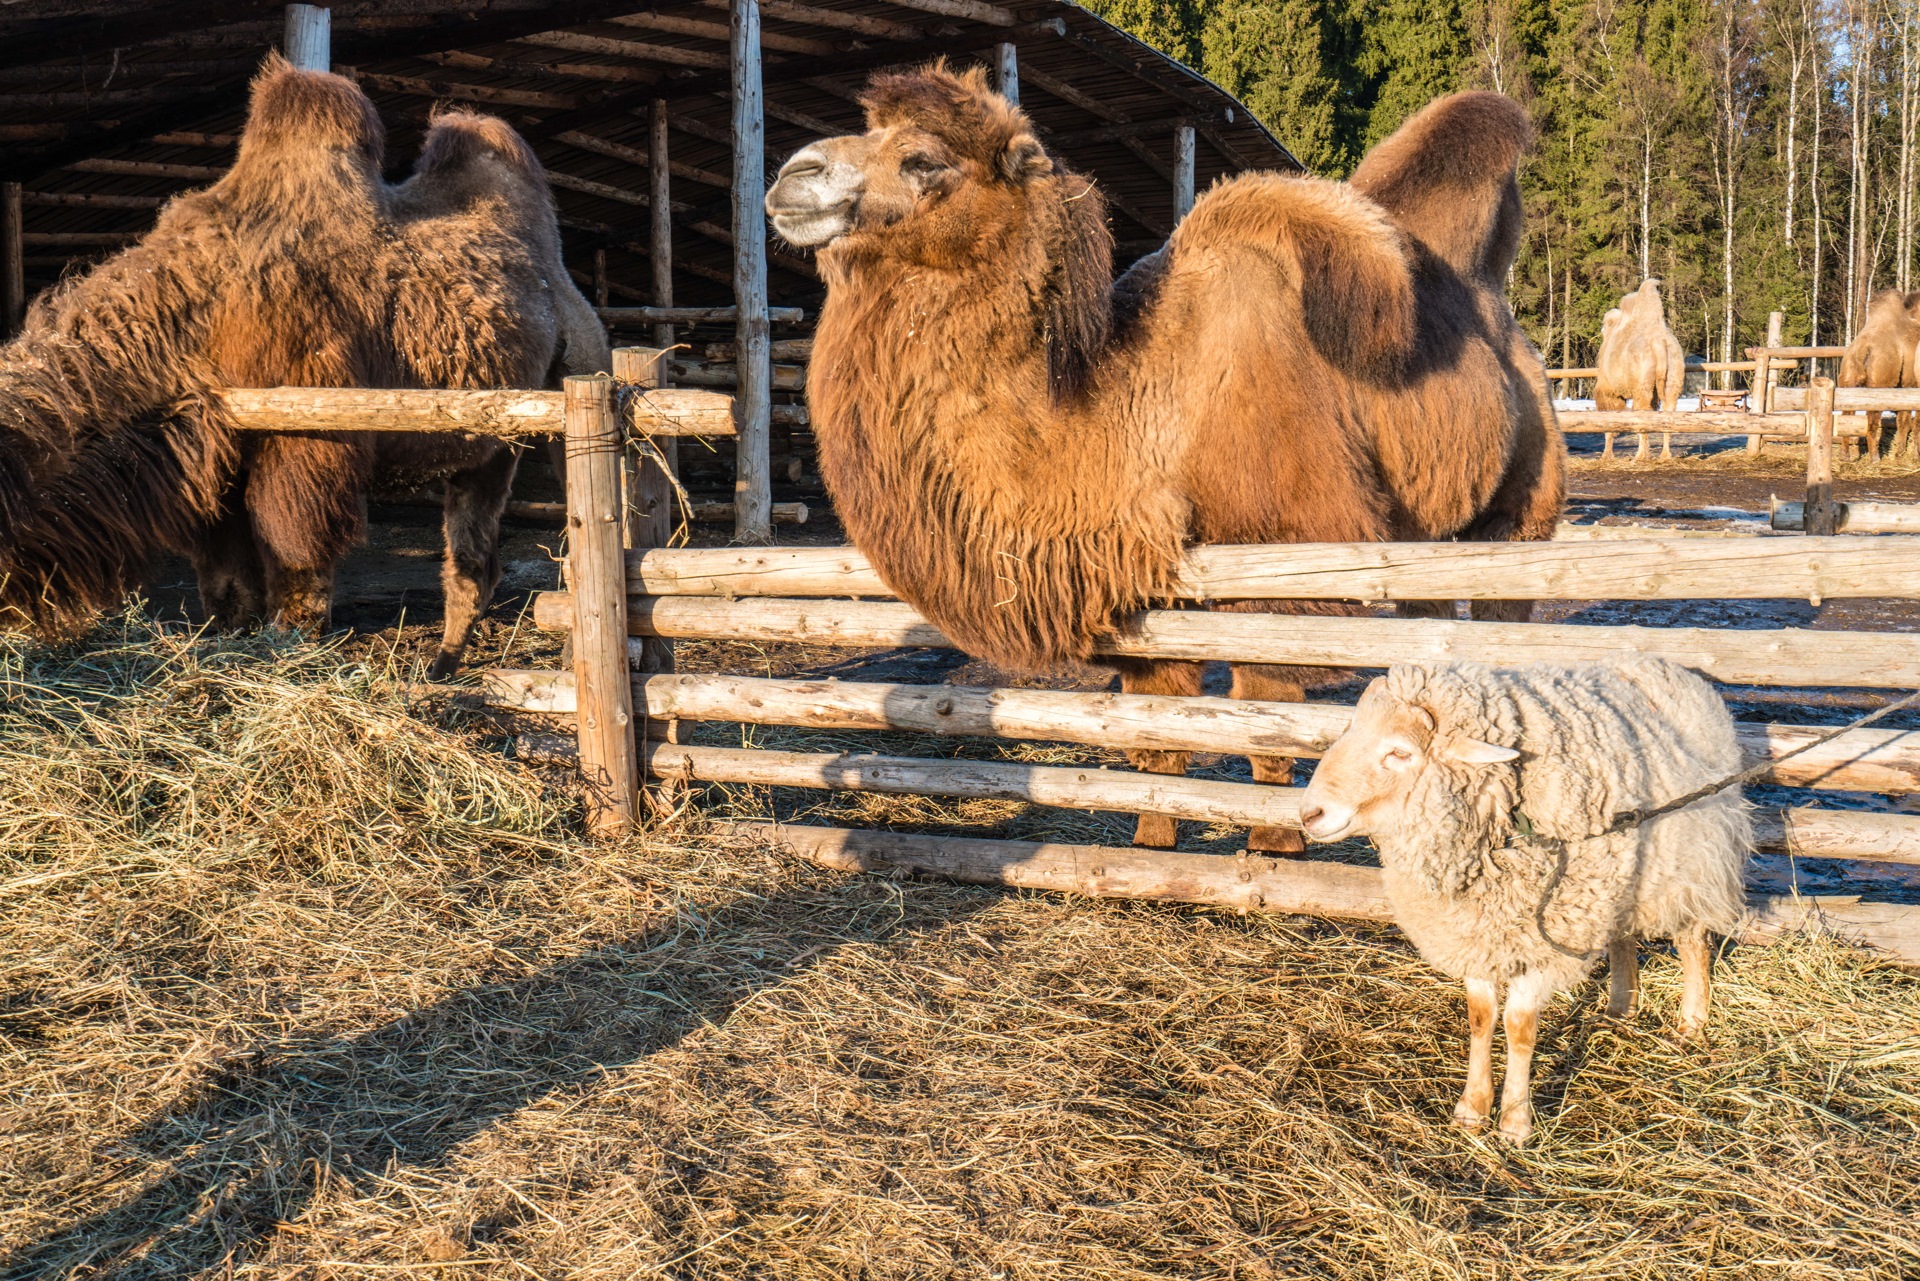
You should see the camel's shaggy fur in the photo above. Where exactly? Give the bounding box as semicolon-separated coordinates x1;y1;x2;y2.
0;58;607;674
1839;288;1920;458
769;66;1563;851
1593;279;1685;460
1299;659;1751;1142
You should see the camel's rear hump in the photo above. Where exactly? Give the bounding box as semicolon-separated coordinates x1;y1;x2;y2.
1348;92;1533;289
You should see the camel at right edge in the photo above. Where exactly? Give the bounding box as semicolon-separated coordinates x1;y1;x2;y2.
768;66;1564;854
1840;288;1920;459
1594;279;1685;460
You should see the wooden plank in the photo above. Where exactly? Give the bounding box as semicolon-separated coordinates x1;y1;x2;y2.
214;386;734;437
1770;500;1920;534
732;0;773;544
643;742;1306;829
478;670;1920;796
1757;808;1920;864
609;538;1920;602
565;376;639;835
748;825;1920;963
528;593;1920;689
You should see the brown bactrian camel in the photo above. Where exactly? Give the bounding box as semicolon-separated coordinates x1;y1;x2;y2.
1839;288;1920;459
767;65;1564;853
0;57;607;676
1593;279;1685;461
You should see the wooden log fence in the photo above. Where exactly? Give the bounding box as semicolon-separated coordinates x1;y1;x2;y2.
201;357;1920;962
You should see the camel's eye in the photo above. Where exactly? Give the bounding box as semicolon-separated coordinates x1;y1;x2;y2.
902;155;944;176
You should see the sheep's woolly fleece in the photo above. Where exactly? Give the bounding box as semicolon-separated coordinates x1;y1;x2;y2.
1372;659;1751;991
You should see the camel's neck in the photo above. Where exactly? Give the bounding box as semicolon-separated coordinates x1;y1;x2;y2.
807;189;1188;672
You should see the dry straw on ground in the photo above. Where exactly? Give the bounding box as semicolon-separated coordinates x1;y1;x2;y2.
1;622;1917;1280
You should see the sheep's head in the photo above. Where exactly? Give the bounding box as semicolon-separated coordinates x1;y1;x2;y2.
1300;677;1517;844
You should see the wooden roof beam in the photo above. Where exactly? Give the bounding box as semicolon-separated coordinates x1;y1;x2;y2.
555;130;731;188
697;0;925;43
21;189;167;209
337;68;583;111
878;0;1016;27
421;50;660;85
518;30;729;72
67;157;223;180
0;0;282;72
607;11;838;57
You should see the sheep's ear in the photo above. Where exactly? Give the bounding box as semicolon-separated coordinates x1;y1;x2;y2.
998;132;1052;183
1436;734;1519;765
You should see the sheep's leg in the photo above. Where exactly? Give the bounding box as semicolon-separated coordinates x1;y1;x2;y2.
1453;977;1499;1129
1606;937;1639;1018
1229;662;1312;854
1497;970;1554;1144
1676;929;1714;1036
430;444;518;680
1109;657;1204;848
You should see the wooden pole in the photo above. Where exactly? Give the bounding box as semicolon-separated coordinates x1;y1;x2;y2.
283;4;330;70
1748;310;1783;455
1172;123;1195;222
613;346;677;682
1806;376;1837;536
649;99;675;356
0;182;22;338
995;42;1019;103
564;375;639;836
531;592;1920;690
730;0;773;544
748;825;1920;962
592;248;609;308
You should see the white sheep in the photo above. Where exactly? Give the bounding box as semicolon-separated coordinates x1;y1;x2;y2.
1298;658;1751;1143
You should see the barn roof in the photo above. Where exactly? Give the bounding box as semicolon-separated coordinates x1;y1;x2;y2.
0;1;1296;312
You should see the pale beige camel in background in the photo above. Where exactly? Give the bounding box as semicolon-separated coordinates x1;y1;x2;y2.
1593;279;1685;460
1839;288;1920;459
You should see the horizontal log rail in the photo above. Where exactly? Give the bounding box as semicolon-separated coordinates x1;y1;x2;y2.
642;741;1307;830
1556;410;1869;437
745;825;1920;963
597;304;805;325
1770;499;1920;534
1749;345;1849;360
1771;386;1920;412
596;538;1920;604
472;670;1920;794
528;593;1920;689
215;386;736;437
1547;360;1764;380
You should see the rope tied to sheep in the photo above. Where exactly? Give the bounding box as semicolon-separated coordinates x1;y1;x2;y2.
1523;686;1920;960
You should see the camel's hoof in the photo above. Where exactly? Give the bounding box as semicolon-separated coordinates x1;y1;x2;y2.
1675;1017;1708;1043
1497;1110;1533;1145
1247;826;1306;854
425;651;462;682
1605;999;1638;1020
1452;1101;1489;1130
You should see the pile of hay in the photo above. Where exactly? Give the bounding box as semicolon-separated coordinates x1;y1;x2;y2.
2;623;1917;1279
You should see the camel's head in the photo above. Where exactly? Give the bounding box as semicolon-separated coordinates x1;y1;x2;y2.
767;63;1054;249
234;52;385;172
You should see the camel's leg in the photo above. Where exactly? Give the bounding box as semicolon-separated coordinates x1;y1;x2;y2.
1454;977;1498;1129
246;435;371;635
1497;969;1554;1144
1660;431;1673;460
190;480;268;627
1607;936;1640;1018
1109;657;1204;848
1228;662;1313;853
1602;432;1616;460
1895;411;1917;459
430;444;519;680
1675;928;1714;1037
1634;432;1650;460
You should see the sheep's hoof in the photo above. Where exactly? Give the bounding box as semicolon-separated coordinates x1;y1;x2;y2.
1452;1100;1489;1130
1497;1109;1533;1145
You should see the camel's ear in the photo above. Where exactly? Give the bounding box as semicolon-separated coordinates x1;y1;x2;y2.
997;132;1053;184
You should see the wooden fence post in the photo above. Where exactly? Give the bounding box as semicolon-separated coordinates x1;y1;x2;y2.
730;0;773;544
995;42;1020;103
0;182;22;338
1806;376;1837;537
566;375;639;835
1172;123;1195;222
1748;310;1782;455
283;4;330;69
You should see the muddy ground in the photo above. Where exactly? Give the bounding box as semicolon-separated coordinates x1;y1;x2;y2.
143;431;1920;903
